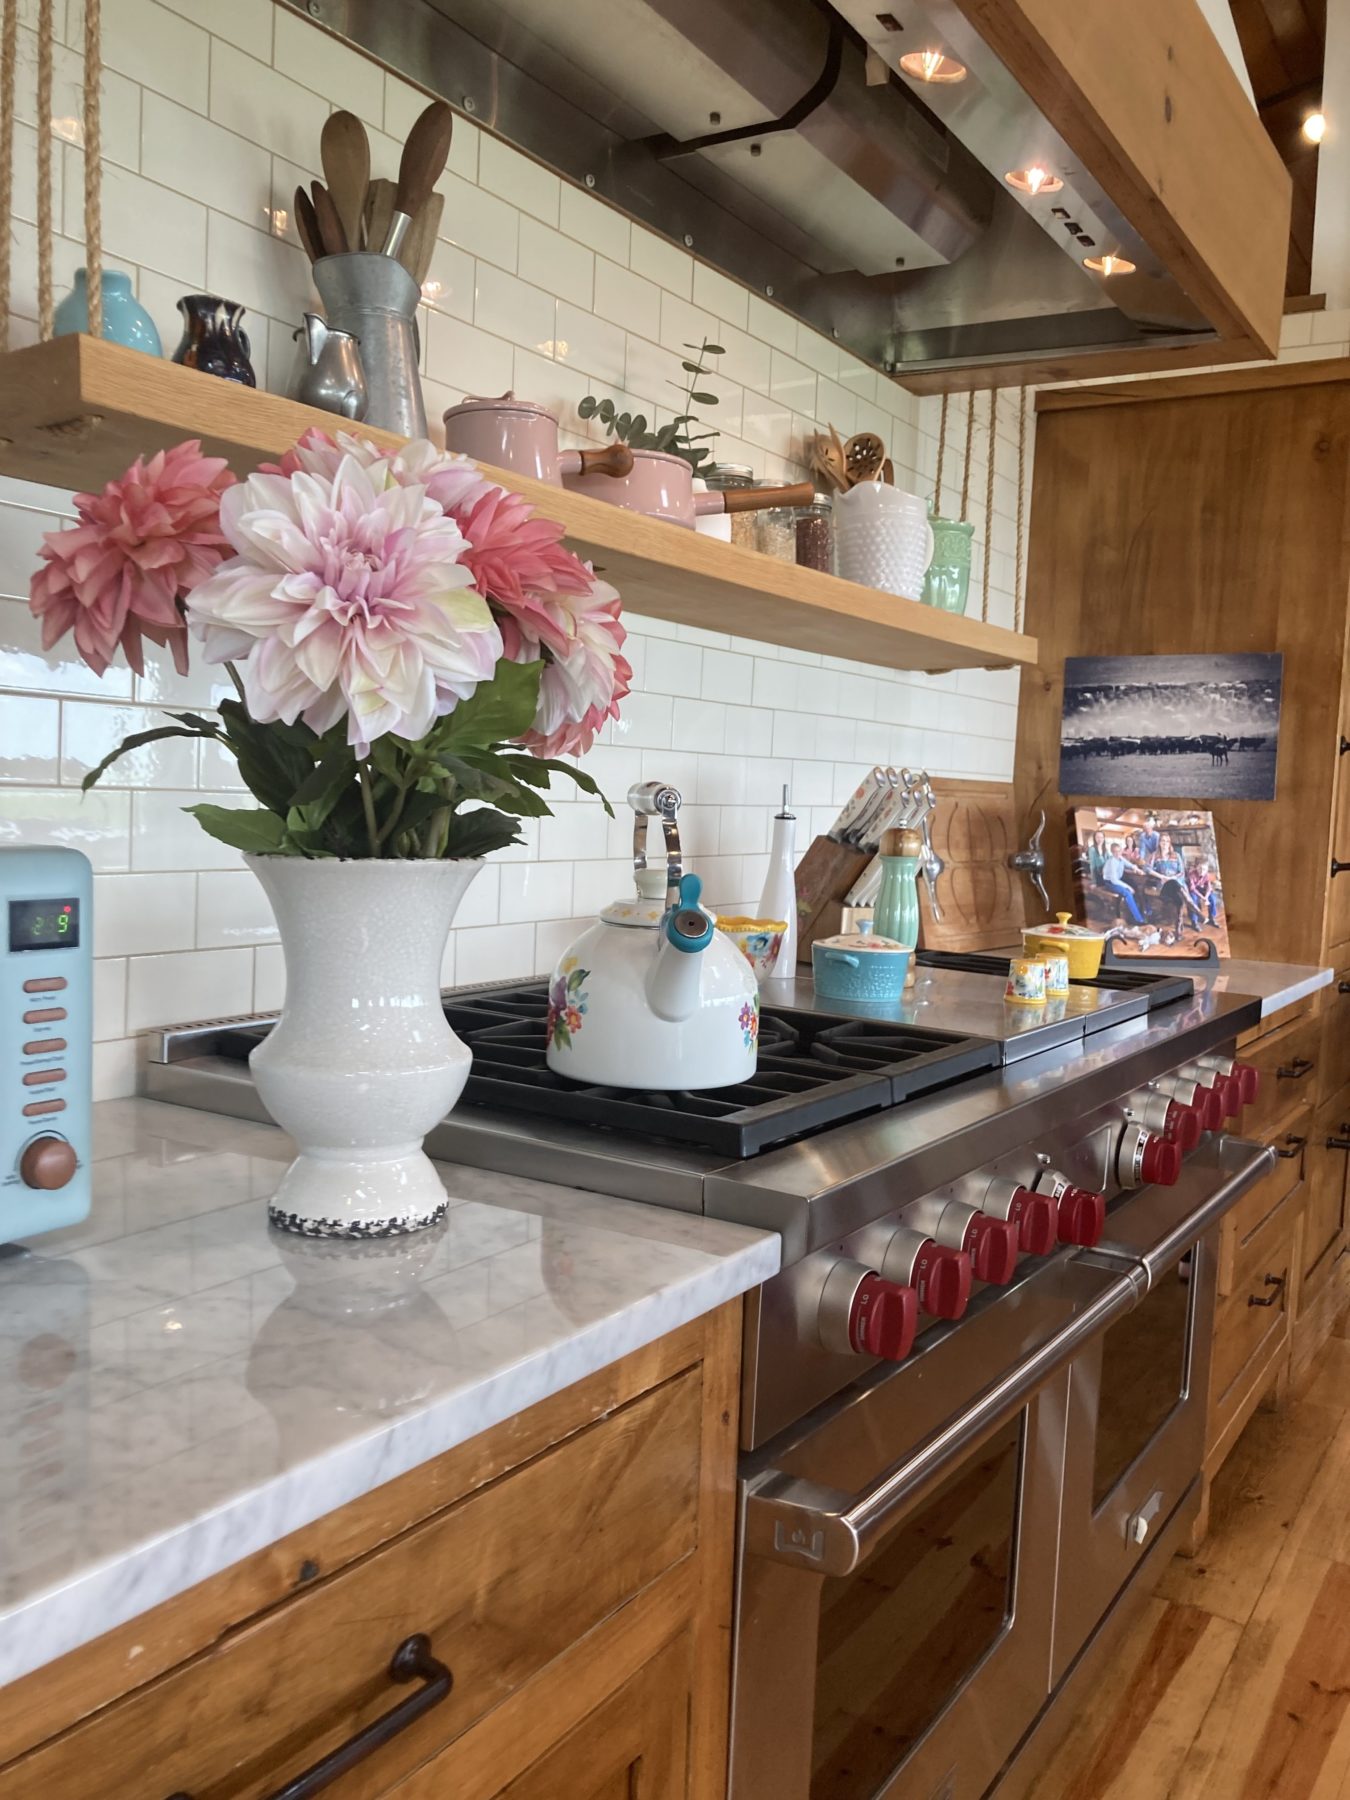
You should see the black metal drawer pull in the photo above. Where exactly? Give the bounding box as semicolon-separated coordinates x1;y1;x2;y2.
1340;980;1350;995
1276;1134;1307;1159
1333;859;1350;878
1248;1273;1286;1308
1328;1132;1350;1152
164;1634;452;1800
1341;736;1350;756
1277;1056;1315;1081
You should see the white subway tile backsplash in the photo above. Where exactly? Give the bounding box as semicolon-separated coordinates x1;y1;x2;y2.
0;0;1024;1085
126;947;254;1032
518;217;593;311
0;693;60;783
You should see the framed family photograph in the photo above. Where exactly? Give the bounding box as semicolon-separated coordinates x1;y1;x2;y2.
1059;652;1283;801
1070;805;1230;959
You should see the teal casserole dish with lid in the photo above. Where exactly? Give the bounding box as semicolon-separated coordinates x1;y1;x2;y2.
811;930;912;1003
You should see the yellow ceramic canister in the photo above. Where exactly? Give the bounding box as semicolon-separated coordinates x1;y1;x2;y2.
1005;955;1048;1006
1042;951;1071;996
1022;912;1109;980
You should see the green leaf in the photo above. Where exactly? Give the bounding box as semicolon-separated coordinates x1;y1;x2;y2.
182;805;287;854
680;360;703;373
690;391;719;406
446;807;525;860
523;757;613;814
702;343;725;355
80;723;218;792
288;745;357;814
217;699;318;814
578;395;597;419
433;660;543;751
597;399;616;422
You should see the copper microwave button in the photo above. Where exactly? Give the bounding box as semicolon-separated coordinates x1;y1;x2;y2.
23;1007;66;1024
22;977;66;993
23;1038;66;1056
22;1068;66;1087
22;1098;66;1117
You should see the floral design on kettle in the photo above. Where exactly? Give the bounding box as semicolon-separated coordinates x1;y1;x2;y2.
739;996;760;1050
548;961;590;1049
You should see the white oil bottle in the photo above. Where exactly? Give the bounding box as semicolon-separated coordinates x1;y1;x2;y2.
759;785;797;973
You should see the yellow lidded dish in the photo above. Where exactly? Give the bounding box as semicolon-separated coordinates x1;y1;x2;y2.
1021;912;1109;979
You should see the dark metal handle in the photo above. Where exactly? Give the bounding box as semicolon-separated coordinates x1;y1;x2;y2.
1278;1056;1315;1081
1247;1273;1286;1308
1275;1134;1307;1159
1339;980;1350;995
163;1634;451;1800
1340;736;1350;755
1328;1132;1350;1151
1333;858;1350;877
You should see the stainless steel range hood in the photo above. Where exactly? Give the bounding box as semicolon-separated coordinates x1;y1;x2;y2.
291;0;1290;386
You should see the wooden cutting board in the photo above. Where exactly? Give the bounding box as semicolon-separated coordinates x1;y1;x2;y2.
918;779;1032;951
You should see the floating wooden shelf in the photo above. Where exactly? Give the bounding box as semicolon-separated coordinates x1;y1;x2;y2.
0;335;1037;674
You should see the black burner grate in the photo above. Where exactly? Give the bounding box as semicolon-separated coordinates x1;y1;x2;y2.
915;949;1194;1010
211;982;1000;1160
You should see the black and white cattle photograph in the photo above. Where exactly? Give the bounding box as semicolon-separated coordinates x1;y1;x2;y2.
1059;652;1283;801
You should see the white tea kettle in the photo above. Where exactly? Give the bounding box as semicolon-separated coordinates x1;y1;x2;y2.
544;781;758;1090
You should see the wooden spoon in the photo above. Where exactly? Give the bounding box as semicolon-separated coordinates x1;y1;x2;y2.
398;192;445;287
384;100;455;257
293;185;323;264
843;431;886;485
310;180;348;257
363;178;397;255
320;110;370;255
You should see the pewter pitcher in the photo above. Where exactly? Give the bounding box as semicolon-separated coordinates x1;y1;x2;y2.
289;313;367;422
313;253;425;437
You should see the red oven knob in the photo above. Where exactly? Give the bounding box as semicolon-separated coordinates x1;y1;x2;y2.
960;1213;1019;1285
1196;1086;1225;1132
1055;1185;1107;1247
847;1273;918;1361
1128;1087;1202;1152
1118;1122;1181;1188
1160;1074;1224;1133
1235;1062;1260;1104
972;1178;1057;1257
912;1241;972;1318
814;1257;918;1362
1220;1074;1243;1119
1163;1100;1203;1152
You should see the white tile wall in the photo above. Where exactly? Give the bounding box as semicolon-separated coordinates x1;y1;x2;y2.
0;0;1030;1097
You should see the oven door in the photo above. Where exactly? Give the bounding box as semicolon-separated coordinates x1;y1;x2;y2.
1050;1135;1275;1679
731;1256;1136;1800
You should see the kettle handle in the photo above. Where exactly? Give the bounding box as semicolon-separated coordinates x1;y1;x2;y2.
629;780;683;902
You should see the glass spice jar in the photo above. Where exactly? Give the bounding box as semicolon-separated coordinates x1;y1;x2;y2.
702;463;758;550
756;505;797;563
793;494;833;572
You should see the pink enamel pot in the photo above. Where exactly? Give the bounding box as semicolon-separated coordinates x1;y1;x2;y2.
442;392;634;487
564;447;812;529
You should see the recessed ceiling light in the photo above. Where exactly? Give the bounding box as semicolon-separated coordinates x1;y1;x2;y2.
1084;253;1136;276
898;49;967;83
1005;166;1064;197
1304;111;1327;144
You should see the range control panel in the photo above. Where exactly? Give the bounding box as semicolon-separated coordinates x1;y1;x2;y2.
1;847;92;1240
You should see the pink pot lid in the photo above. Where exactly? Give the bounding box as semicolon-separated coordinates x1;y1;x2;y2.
625;447;691;472
443;389;557;424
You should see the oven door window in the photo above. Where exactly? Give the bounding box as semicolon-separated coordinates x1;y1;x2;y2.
1092;1256;1193;1510
811;1415;1022;1798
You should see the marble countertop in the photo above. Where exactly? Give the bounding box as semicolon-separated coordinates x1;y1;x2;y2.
1105;956;1333;1018
0;1099;779;1690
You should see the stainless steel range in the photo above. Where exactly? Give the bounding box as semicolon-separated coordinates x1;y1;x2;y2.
145;958;1275;1800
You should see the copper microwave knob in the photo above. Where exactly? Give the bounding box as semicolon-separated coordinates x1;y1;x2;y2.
19;1135;78;1190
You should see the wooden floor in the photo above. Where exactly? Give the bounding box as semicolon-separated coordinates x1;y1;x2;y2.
1036;1331;1350;1800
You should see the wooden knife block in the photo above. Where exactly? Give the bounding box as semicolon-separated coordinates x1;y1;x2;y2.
793;835;872;963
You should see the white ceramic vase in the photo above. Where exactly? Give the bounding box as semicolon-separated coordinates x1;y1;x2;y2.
832;480;935;598
245;854;482;1239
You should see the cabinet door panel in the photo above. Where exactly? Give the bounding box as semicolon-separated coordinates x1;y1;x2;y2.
1302;1090;1350;1294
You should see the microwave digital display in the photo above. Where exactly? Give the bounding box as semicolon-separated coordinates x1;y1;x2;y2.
9;898;80;952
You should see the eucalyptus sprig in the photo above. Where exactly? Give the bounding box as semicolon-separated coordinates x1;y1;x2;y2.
579;339;724;473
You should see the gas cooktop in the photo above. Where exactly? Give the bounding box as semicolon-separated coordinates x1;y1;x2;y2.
204;983;1001;1160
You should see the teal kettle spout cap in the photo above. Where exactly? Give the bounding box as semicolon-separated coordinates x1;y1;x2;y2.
666;873;714;953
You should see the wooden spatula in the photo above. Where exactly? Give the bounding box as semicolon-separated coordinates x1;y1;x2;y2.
293;185;323;264
363;178;397;254
383;100;454;257
320;110;370;254
310;180;348;257
398;193;445;287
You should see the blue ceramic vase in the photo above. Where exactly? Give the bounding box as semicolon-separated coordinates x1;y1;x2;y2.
52;268;162;356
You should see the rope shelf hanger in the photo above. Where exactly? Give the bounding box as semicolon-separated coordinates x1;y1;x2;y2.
0;0;103;350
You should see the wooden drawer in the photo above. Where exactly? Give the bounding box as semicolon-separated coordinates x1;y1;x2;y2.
1323;971;1350;1103
4;1370;703;1800
1217;1108;1308;1295
1239;1010;1323;1141
1211;1217;1294;1417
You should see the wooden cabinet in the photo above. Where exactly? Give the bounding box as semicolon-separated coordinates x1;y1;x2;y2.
1301;1087;1350;1298
0;1305;742;1800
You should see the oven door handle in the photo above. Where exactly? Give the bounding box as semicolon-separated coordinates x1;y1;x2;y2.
742;1272;1138;1578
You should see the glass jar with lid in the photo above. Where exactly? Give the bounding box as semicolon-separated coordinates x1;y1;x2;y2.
702;463;757;549
792;493;834;572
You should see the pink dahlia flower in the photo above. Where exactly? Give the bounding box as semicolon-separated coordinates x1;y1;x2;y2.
29;440;234;676
524;576;632;759
185;452;501;754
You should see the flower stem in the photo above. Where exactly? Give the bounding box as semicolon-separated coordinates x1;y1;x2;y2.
224;660;246;703
358;764;380;858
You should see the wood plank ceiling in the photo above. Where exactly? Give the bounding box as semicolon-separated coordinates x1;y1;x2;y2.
1229;0;1327;293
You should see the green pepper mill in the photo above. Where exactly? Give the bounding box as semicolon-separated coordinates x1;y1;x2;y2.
874;827;922;949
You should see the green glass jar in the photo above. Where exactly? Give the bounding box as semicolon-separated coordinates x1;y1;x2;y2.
874;827;922;948
922;514;974;613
